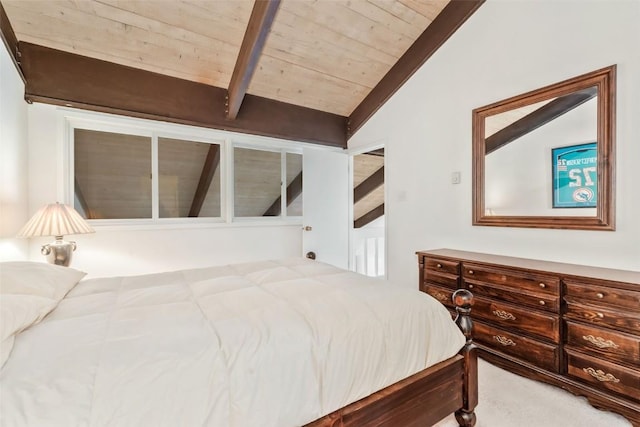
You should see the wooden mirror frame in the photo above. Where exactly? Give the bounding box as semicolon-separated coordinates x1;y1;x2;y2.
472;65;616;230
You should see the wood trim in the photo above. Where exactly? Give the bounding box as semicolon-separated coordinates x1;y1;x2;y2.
263;171;302;216
348;0;485;137
354;166;384;204
0;1;24;83
485;87;598;155
227;0;281;119
354;203;384;228
19;42;348;148
188;144;221;217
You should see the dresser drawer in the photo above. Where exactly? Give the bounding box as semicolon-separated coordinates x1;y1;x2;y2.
465;281;559;313
475;321;559;373
565;297;640;335
422;284;456;309
462;263;559;296
566;349;640;402
566;321;640;368
564;279;640;310
472;296;560;343
424;257;460;275
423;257;459;289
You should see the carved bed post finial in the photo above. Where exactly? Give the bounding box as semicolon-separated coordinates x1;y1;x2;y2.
453;289;478;427
453;289;474;343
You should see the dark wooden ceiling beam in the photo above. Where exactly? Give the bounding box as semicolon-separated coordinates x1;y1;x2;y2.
227;0;281;120
354;204;384;229
365;148;385;157
354;166;384;204
263;171;303;216
188;144;221;217
485;87;598;155
19;42;348;148
0;1;24;82
348;0;485;137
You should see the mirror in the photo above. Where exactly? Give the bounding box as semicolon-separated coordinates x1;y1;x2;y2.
472;65;616;230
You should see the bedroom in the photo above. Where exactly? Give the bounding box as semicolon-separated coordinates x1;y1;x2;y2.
1;0;639;426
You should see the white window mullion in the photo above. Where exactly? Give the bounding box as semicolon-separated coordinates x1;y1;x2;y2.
65;122;75;206
218;139;227;223
281;151;286;218
151;133;159;220
226;139;234;223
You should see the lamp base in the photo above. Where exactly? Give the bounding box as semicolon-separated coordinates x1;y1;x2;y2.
41;237;77;267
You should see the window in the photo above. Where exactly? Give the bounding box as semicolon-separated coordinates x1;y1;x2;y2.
74;129;152;219
158;137;221;218
73;129;222;221
70;118;302;224
233;147;303;218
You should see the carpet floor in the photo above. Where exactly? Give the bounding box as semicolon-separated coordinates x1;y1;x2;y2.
434;359;632;427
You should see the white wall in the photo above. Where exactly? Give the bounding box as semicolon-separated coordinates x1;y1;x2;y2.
27;225;302;278
349;0;640;288
26;104;307;278
0;42;28;260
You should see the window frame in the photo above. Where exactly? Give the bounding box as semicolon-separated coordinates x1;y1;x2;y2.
230;143;303;222
63;110;303;230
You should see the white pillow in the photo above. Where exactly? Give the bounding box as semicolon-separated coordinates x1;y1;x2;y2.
0;262;86;367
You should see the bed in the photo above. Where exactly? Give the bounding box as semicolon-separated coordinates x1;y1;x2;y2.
0;258;477;427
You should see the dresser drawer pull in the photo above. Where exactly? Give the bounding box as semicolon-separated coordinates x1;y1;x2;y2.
582;335;619;349
539;300;546;306
583;367;620;383
432;291;448;302
596;312;604;319
492;310;516;321
493;335;516;346
596;292;604;299
468;270;474;275
468;284;474;289
436;263;443;268
539;283;546;289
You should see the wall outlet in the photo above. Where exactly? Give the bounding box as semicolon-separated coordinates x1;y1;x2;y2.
451;171;461;184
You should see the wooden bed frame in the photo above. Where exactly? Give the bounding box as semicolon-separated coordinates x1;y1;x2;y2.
306;289;478;427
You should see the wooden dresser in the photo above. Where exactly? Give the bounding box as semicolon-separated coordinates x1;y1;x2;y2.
417;249;640;426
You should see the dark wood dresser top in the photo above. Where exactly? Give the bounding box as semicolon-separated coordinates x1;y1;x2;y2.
417;249;640;286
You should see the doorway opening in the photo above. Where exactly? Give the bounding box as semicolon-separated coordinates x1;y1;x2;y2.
351;148;385;277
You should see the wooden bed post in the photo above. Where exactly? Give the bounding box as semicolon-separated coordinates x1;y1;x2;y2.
453;289;478;427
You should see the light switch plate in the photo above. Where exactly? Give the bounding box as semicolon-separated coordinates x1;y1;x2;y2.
452;171;461;184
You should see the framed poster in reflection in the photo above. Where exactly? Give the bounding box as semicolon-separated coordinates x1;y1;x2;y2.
552;142;597;208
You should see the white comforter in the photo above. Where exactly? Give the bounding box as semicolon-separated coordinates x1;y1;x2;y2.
0;258;465;427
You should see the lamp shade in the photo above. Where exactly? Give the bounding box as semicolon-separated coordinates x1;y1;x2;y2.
17;203;95;238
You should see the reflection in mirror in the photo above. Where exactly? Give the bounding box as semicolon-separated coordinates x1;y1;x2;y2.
472;66;615;230
485;88;597;217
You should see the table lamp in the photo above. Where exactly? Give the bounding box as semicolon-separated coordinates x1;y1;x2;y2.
17;202;95;266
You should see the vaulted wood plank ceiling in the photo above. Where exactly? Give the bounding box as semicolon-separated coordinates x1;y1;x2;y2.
1;0;484;147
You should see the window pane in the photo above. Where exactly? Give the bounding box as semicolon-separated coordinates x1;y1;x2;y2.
286;153;303;216
74;129;151;219
158;138;221;218
234;148;281;217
